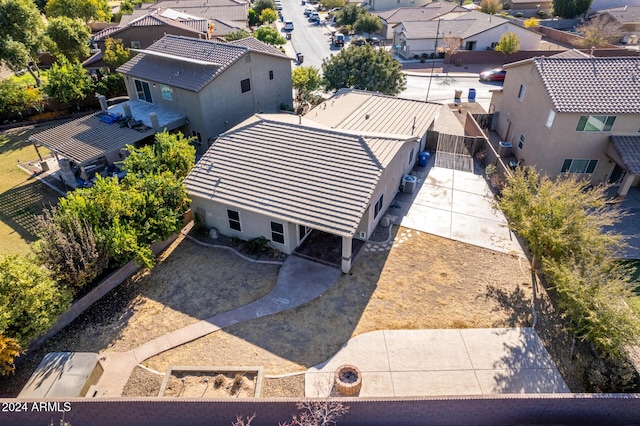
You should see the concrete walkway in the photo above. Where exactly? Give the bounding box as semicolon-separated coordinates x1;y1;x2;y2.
305;328;570;397
95;255;341;396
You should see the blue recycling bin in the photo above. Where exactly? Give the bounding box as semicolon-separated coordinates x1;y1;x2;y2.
419;151;430;167
468;88;476;101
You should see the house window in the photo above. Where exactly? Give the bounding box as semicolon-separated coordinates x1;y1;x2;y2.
464;41;476;50
374;193;384;218
546;110;555;128
241;78;251;93
518;134;525;150
191;130;202;144
270;221;285;244
298;224;311;242
561;159;598;174
269;70;274;80
161;85;172;101
131;41;141;49
490;42;498;49
517;84;526;101
576;115;616;132
227;209;241;231
134;79;152;103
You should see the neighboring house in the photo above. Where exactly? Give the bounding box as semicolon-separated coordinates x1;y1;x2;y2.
135;0;249;30
374;3;468;39
489;51;640;197
185;115;420;273
117;35;293;154
362;0;430;12
507;0;552;17
593;5;640;44
393;11;542;59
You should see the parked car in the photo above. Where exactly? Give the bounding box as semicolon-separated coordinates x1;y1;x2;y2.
284;20;294;31
304;6;315;15
366;37;380;46
309;11;320;22
479;68;506;82
275;1;282;10
332;33;345;46
352;37;366;46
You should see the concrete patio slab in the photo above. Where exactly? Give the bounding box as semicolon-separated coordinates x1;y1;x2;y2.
305;328;569;398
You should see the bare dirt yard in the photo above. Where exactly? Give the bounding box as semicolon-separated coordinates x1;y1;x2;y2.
1;225;593;398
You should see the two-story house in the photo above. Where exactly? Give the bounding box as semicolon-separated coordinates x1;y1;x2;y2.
117;34;293;153
490;51;640;197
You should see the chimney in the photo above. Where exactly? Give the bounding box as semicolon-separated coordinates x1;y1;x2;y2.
98;95;108;111
149;112;160;131
123;103;132;118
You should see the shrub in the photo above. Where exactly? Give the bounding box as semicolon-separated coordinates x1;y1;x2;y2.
538;10;547;18
244;236;270;256
421;53;428;59
413;54;419;59
516;12;523;17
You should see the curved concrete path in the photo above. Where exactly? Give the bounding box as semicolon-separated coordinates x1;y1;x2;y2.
95;255;341;397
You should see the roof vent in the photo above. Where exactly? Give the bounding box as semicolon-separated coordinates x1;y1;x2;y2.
365;114;370;119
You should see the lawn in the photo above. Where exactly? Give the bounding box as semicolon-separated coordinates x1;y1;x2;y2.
9;69;49;88
0;126;61;256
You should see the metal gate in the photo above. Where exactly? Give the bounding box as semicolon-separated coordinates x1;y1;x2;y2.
434;133;475;172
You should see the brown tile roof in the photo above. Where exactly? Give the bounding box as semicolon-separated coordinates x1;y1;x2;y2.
600;6;640;24
93;13;204;41
610;136;640;175
227;36;291;58
117;35;287;92
184;117;413;237
532;56;640;113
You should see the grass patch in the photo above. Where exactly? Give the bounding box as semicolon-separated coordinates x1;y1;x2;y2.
9;69;49;88
0;127;61;256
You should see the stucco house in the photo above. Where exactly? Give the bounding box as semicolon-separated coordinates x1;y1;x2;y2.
134;0;249;29
362;0;430;12
489;51;640;197
393;11;542;59
506;0;552;17
593;5;640;44
373;3;468;40
117;35;293;154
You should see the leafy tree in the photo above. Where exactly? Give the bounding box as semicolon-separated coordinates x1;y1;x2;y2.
248;9;258;27
320;0;345;9
523;17;539;27
0;79;44;116
0;335;21;375
494;32;521;56
479;0;502;14
0;0;47;86
0;254;72;372
574;0;592;16
552;0;581;18
335;3;365;26
45;0;111;22
322;44;406;95
438;35;462;66
35;207;108;291
353;13;381;37
292;65;321;111
46;16;91;62
575;14;621;48
43;57;92;103
259;7;278;24
252;0;275;17
225;29;251;41
93;73;126;97
254;25;286;45
121;131;196;180
103;37;131;69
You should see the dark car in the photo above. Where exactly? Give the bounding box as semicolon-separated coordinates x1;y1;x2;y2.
352;37;366;46
366;37;380;46
479;68;506;81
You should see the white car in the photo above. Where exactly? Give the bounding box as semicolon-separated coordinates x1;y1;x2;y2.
284;20;294;30
304;6;315;15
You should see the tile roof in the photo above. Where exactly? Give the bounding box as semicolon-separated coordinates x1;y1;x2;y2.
532;56;640;113
397;11;509;39
600;6;640;23
184;117;413;237
117;35;288;92
610;136;640;175
307;89;441;139
93;13;204;41
138;0;249;22
227;36;290;57
29;101;186;165
374;4;467;22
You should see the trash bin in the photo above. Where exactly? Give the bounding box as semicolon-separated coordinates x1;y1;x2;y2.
419;151;430;167
286;33;291;40
454;89;463;100
498;141;512;157
468;88;476;101
296;53;304;63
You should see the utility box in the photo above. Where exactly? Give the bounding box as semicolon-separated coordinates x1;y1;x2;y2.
498;141;512;157
402;175;417;194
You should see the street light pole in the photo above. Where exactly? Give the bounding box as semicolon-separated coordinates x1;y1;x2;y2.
425;18;441;102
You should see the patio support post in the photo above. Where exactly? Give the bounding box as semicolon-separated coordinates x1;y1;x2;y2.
31;140;44;162
617;173;636;198
341;236;353;273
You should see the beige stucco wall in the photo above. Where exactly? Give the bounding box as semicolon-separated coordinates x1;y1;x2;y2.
492;63;640;184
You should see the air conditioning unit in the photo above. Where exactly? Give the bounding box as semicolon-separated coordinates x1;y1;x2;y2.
359;231;367;239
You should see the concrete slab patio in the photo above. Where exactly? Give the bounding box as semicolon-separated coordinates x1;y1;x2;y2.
305;328;570;398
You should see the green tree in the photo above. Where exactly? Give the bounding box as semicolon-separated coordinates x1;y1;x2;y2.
0;254;72;372
259;8;278;24
46;16;91;62
292;65;322;110
494;32;521;56
45;0;111;22
479;0;502;14
248;9;258;27
0;79;44;116
553;0;575;18
225;29;251;41
103;37;131;69
0;0;46;86
122;131;196;180
320;0;345;9
575;14;621;48
523;17;539;27
322;44;406;95
353;13;381;37
252;0;275;17
43;57;92;103
335;3;365;26
254;25;287;45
